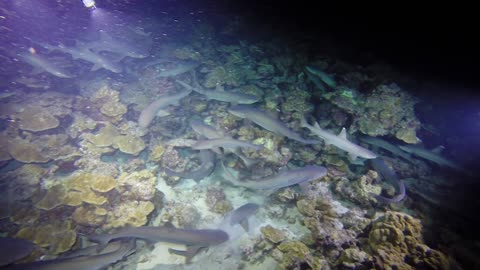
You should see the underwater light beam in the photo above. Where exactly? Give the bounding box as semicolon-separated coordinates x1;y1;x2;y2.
82;0;96;9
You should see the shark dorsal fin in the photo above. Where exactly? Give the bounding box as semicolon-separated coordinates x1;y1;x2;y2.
240;220;250;232
338;127;348;140
313;121;321;129
215;84;225;92
163;221;176;228
432;145;445;154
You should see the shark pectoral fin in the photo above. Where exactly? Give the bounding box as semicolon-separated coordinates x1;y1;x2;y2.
156;109;170;117
432;145;445;154
348;153;358;161
211;147;223;155
338;127;348;140
239;220;250;232
168;245;206;264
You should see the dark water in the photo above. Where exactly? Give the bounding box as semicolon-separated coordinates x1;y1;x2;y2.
0;0;479;269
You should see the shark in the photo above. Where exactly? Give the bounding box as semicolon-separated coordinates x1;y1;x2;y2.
88;224;229;263
191;138;264;151
305;65;337;88
360;136;415;163
0;237;35;267
228;105;320;144
34;41;122;73
398;145;472;176
176;79;260;104
300;117;377;160
138;88;192;128
85;32;150;59
369;158;406;204
222;162;327;190
3;240;135;270
57;42;123;73
17;51;74;78
190;119;259;167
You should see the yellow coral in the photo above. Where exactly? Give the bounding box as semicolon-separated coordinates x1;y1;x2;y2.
112;134;146;155
105;200;154;229
35;185;67;210
90;85;127;123
16;221;77;254
90;175;117;193
84;124;119;147
72;206;107;227
7;138;50;163
149;144;165;162
395;128;419;144
368;211;451;270
17;106;59;132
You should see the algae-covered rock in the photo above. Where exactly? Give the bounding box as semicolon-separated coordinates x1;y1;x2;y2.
337;247;371;269
261;225;286;244
275;241;313;270
296;199;317;217
203;65;242;88
368;211;451;270
149;144;165;162
213;200;233;215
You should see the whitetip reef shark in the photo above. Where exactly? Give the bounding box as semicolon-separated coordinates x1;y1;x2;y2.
300;117;377;160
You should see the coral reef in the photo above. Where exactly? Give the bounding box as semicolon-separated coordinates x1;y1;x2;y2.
90;85;128;123
16;220;77;255
368;211;451;270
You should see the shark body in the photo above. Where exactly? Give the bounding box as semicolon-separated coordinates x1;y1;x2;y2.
228;105;320;144
176;80;260;104
398;145;471;175
223;163;327;190
138;88;192;128
17;51;74;78
4;240;135;270
301;117;377;160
